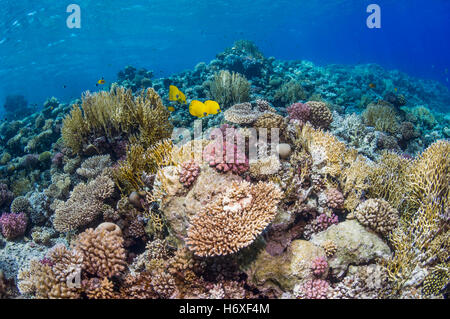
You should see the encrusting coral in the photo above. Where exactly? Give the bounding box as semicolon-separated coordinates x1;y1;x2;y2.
186;181;282;257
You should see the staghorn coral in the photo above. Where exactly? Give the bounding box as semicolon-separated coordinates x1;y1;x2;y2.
179;160;200;187
363;103;399;134
306;101;333;130
74;224;127;278
61;86;172;154
52;173;115;232
0;212;28;239
208;70;250;107
186;181;282;257
353;199;399;238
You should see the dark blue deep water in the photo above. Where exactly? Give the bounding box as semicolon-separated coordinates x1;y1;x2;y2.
0;0;449;112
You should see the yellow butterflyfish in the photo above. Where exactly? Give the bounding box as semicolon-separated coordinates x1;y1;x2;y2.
169;85;187;104
204;100;221;115
189;100;208;118
167;106;175;112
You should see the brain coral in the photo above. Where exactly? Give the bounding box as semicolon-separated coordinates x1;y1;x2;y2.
186;181;282;257
354;198;399;237
74;224;127;278
52;173;115;232
305;101;333;129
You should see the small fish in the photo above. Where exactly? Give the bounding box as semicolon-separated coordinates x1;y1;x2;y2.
169;85;187;104
204;100;221;115
167;106;175;112
368;83;376;89
96;77;106;87
394;88;398;92
63;84;67;89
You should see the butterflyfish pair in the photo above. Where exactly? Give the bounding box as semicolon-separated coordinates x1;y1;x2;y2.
189;100;221;118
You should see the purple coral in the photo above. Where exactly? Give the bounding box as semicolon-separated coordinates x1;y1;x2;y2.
0;212;28;239
203;124;249;175
179;160;200;187
326;188;344;210
304;212;339;240
287;102;311;125
0;184;14;209
299;279;329;299
51;152;64;167
311;256;328;277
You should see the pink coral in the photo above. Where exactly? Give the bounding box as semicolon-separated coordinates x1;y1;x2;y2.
303;212;339;240
287;102;311;125
0;212;28;239
203;124;249;175
326;188;344;210
311;256;328;277
179;160;200;187
300;279;329;299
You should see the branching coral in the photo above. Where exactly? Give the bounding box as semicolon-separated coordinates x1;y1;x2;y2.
61;86;172;154
76;155;112;179
363;103;399;134
0;212;28;239
354;199;399;238
208;70;250;107
179;160;200;187
52;173;115;232
74;225;127;278
186;181;282;257
287;102;311;125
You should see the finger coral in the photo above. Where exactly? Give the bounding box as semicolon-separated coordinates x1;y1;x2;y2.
287;102;311;125
354;199;398;238
52;173;115;232
186;181;282;257
74;225;127;278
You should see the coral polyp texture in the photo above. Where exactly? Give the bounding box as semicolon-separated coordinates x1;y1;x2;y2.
1;41;449;300
186;181;282;257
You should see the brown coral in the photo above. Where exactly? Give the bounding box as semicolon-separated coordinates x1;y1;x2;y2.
321;240;338;258
354;199;399;237
52;173;115;232
325;188;344;210
74;225;127;278
179;160;200;187
186;181;282;257
306;101;333;129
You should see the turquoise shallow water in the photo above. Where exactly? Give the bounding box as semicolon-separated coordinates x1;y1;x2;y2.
0;0;449;111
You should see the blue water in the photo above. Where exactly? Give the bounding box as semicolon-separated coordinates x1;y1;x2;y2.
0;0;449;113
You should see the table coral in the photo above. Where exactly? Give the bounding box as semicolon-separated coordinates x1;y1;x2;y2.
186;181;282;257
